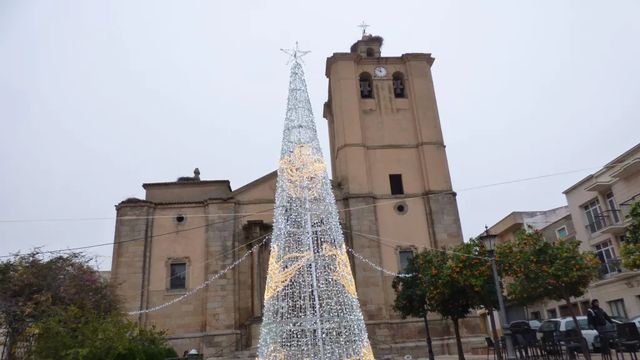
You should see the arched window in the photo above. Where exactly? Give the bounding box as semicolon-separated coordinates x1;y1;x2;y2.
392;72;405;98
359;72;373;99
366;47;375;58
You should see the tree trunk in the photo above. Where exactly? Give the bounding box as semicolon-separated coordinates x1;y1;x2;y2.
423;312;435;360
3;330;16;360
565;296;591;360
5;331;15;360
452;318;466;360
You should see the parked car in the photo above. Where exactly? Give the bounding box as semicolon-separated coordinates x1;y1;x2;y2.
630;315;640;329
509;319;542;331
537;316;612;352
539;316;625;352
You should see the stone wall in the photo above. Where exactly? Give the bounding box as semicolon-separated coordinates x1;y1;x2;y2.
425;192;464;248
112;202;154;322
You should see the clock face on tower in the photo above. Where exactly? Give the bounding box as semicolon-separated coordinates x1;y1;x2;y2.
374;66;387;77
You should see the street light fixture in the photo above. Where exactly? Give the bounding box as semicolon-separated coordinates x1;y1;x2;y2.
479;229;516;360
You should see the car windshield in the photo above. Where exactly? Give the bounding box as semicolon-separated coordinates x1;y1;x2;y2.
539;320;560;332
565;318;589;331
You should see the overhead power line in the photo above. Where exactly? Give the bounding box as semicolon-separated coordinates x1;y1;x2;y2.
0;165;597;224
0;165;599;258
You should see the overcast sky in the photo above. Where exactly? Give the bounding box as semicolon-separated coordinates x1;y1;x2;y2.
1;1;639;270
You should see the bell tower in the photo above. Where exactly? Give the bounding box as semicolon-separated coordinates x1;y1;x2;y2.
323;33;464;332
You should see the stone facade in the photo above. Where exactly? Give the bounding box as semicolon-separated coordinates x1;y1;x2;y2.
110;35;477;358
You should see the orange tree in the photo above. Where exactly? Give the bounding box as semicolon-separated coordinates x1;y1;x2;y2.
621;201;640;269
393;240;498;360
496;230;599;357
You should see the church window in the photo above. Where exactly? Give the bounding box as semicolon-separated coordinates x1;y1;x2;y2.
366;47;375;57
359;72;373;99
169;262;187;290
398;249;415;273
392;72;405;98
389;174;404;195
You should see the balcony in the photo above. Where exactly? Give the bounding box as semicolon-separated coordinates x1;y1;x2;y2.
585;210;628;237
598;257;626;279
601;210;628;235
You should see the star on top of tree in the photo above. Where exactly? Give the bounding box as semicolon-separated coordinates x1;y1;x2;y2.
280;42;311;64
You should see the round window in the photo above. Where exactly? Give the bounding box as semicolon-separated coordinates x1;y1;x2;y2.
394;202;408;215
175;214;186;224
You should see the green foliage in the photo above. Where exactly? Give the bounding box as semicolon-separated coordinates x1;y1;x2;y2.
392;240;498;319
0;252;120;359
496;230;599;305
30;307;177;360
0;251;177;360
452;239;499;311
391;256;428;319
621;202;640;270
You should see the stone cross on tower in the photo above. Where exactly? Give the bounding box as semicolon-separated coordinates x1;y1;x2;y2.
357;21;370;37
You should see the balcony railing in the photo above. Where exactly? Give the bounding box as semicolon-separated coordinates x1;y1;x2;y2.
598;257;625;279
585;209;628;236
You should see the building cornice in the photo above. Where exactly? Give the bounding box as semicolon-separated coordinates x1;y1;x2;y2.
401;53;435;65
335;141;445;155
325;53;360;77
115;199;155;210
590;270;640;288
336;190;456;202
231;170;277;196
115;196;276;209
234;199;275;206
142;179;231;191
325;52;435;78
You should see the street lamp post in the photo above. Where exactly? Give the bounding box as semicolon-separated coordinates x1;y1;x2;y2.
480;231;517;360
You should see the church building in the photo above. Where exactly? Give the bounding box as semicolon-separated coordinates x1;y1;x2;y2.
110;34;482;358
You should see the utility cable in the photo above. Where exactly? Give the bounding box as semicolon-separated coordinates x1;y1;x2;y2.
0;164;605;258
0;165;602;224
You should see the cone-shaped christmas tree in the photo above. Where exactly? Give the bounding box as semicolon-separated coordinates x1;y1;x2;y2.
257;45;373;360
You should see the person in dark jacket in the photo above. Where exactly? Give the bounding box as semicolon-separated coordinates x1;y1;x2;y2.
587;299;614;332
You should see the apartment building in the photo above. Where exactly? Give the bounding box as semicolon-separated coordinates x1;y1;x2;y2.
563;143;640;319
484;144;640;323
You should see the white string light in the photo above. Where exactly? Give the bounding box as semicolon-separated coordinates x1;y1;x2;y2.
346;246;415;278
123;230;418;316
127;238;267;315
349;230;490;260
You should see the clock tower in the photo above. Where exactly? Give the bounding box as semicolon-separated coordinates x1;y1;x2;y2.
324;34;466;349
